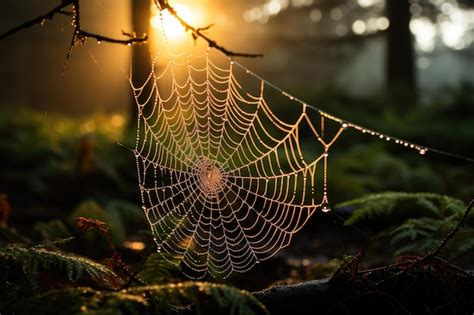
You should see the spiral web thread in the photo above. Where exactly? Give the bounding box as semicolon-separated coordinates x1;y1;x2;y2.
132;11;431;279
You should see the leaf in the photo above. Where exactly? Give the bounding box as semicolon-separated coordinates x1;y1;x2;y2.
0;246;120;289
4;282;268;315
340;192;470;259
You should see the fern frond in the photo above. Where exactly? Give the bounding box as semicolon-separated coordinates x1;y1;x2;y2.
5;282;268;315
448;230;474;257
137;252;180;284
0;246;119;289
340;192;464;226
33;220;71;242
340;192;470;259
0;225;30;247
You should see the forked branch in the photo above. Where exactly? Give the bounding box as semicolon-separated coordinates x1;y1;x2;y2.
155;0;263;58
0;0;147;44
1;0;262;60
371;198;474;287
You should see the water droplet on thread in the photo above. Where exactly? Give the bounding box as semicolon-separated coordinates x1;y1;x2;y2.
321;203;331;212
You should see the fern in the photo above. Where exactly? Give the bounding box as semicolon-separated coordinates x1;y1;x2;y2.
5;282;268;315
0;246;119;290
0;237;268;315
340;192;465;226
33;220;71;242
137;252;181;284
340;192;471;258
0;225;30;247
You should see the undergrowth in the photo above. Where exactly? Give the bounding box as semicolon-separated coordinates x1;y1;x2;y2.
340;192;473;259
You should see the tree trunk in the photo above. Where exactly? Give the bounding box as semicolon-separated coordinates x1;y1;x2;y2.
386;0;416;97
130;0;152;125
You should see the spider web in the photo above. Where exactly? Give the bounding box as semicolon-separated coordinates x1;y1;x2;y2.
132;14;428;279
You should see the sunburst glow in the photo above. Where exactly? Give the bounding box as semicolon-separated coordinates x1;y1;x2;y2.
150;4;202;40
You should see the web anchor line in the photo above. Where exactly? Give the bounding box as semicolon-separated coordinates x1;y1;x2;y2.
228;59;474;164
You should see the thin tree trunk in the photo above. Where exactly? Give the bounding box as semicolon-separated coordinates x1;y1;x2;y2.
130;0;151;126
386;0;416;97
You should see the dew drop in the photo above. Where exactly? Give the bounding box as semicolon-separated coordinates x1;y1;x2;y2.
321;202;331;212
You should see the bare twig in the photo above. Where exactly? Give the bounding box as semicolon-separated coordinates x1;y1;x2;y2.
75;217;146;287
156;0;263;58
372;199;474;287
426;199;474;258
2;0;260;59
398;199;473;269
1;0;147;44
69;0;147;45
329;252;362;283
0;1;70;41
0;0;147;70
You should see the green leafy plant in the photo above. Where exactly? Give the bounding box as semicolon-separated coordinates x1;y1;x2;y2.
340;192;472;258
137;252;181;285
0;245;119;291
33;219;72;242
5;282;268;315
0;221;268;315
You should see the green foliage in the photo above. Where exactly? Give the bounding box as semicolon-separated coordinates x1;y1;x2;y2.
0;237;268;315
0;225;30;247
0;245;118;291
5;282;268;315
311;258;343;279
309;258;347;279
105;200;147;235
330;145;443;201
0;108;136;211
33;219;72;242
137;253;181;284
70;200;126;245
340;192;472;257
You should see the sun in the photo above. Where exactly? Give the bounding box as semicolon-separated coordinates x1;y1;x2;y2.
150;4;201;40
